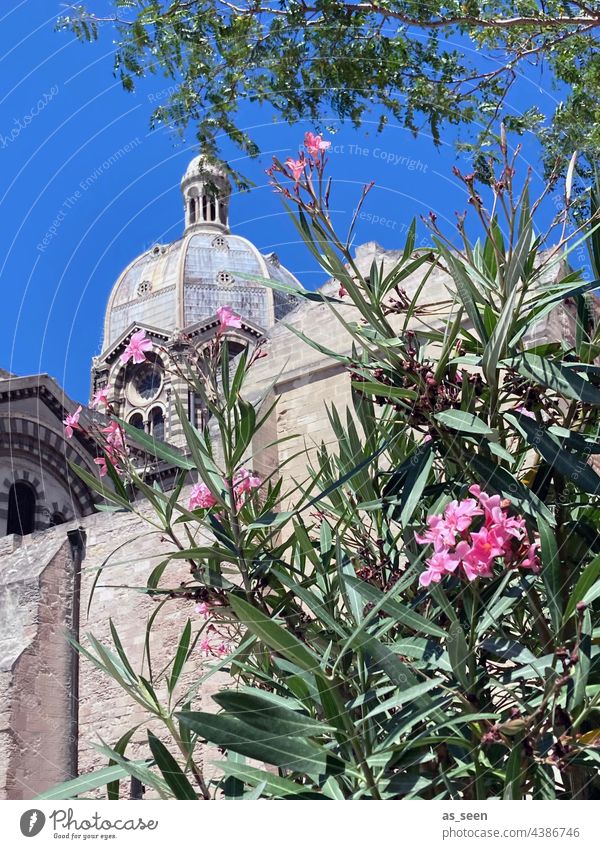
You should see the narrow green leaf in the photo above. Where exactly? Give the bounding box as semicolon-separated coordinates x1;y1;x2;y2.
228;594;320;673
147;731;197;799
35;762;151;800
168;619;192;695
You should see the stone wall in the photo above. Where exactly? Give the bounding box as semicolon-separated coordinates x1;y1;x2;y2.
0;530;77;799
77;501;231;797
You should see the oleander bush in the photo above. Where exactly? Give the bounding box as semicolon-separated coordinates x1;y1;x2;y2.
44;133;600;800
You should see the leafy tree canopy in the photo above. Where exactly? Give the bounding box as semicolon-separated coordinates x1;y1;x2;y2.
59;2;600;185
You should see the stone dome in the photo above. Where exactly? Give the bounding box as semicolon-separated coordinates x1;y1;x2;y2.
101;157;301;351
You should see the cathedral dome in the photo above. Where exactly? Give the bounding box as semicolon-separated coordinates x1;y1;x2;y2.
101;157;300;351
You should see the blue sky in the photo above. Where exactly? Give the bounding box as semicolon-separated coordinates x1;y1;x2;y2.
0;1;571;402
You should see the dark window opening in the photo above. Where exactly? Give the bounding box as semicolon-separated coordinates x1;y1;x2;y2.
6;481;36;536
49;512;66;527
150;407;165;441
202;196;208;220
129;412;144;430
209;199;216;221
188;198;196;224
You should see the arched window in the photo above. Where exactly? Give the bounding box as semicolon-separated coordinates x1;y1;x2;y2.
150;407;165;441
209;199;216;221
6;481;36;536
129;412;144;430
188;197;196;224
202;196;208;221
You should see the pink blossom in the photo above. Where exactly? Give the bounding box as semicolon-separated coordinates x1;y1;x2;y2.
199;637;213;655
419;549;461;587
520;542;541;573
199;636;228;657
189;482;218;511
416;488;541;588
443;498;482;535
338;285;348;297
234;468;262;494
285;156;305;183
304;132;331;159
90;387;109;409
102;420;125;451
94;457;108;477
63;405;82;438
513;406;536;419
216;305;242;330
195;601;212;617
468;484;502;517
415;513;455;551
120;329;153;365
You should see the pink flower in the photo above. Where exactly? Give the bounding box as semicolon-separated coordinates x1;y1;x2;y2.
339;285;348;297
520;542;541;573
285;156;305;183
304;132;331;159
513;406;535;419
419;549;462;587
90;387;109;409
199;637;213;655
120;329;153;365
199;636;229;657
189;482;218;511
94;457;107;477
233;469;262;497
468;484;502;517
216;305;242;330
415;513;455;551
64;405;82;438
102;420;125;451
195;601;212;617
443;498;482;535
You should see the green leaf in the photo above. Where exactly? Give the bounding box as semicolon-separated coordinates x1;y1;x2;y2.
504;353;600;406
571;609;592;711
35;762;151;800
118;417;195;469
352;381;418;401
564;552;600;621
505;411;600;495
228;594;320;673
177;711;344;776
434;409;495;436
447;621;471;690
168;619;192;695
345;575;447;639
219;761;327;798
147;731;198;799
467;453;555;525
436;242;489;342
399;441;434;526
213;690;336;736
503;744;523;800
538;517;562;633
106;726;140;800
482;286;519;389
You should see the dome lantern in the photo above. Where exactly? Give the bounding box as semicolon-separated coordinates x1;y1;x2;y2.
181;155;231;234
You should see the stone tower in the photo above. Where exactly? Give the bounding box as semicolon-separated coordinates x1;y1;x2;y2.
90;156;299;447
